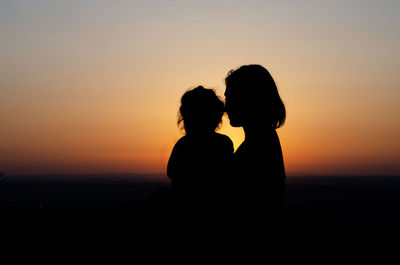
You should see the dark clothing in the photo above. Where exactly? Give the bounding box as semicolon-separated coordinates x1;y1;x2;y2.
232;128;286;219
167;132;234;211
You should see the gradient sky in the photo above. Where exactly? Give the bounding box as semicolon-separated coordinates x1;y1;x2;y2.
1;0;399;175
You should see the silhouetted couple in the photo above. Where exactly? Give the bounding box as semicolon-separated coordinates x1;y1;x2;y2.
167;64;286;226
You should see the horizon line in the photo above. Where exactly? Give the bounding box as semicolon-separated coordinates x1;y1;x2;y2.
3;172;400;177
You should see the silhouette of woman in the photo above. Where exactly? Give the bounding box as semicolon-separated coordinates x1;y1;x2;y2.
224;64;286;219
167;86;234;215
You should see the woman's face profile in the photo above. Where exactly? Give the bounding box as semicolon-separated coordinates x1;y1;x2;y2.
225;85;246;127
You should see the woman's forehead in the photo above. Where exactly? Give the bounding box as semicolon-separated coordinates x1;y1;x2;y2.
224;85;243;96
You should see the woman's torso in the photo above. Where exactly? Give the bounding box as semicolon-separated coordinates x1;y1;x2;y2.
232;128;286;209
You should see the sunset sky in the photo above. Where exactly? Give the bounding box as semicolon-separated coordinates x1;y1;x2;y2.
1;1;399;176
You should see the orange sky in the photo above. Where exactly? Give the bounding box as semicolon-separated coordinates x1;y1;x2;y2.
1;1;400;175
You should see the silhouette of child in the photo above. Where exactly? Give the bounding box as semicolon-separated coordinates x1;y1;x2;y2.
167;86;233;211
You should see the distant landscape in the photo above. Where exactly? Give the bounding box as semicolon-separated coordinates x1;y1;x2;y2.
2;173;400;262
2;173;400;225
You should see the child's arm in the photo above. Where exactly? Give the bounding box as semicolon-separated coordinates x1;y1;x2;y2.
167;147;178;180
167;137;185;180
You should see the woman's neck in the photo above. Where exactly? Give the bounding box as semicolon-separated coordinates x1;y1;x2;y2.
243;124;271;141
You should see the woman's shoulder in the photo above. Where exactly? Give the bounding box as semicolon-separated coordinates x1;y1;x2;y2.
270;128;282;146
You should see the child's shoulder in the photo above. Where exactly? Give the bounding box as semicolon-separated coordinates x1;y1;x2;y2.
170;136;190;154
213;132;234;145
175;133;232;146
174;135;188;146
213;132;231;140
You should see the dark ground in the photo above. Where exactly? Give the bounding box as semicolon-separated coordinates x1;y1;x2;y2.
1;174;400;263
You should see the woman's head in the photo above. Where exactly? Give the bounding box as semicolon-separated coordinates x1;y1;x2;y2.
224;64;286;129
178;86;224;134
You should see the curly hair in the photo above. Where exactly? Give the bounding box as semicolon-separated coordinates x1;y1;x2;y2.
178;86;224;134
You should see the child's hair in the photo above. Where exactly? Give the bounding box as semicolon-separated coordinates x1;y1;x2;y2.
225;64;286;128
178;86;224;133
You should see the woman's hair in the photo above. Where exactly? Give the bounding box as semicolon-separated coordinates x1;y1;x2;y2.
178;86;224;133
225;64;286;128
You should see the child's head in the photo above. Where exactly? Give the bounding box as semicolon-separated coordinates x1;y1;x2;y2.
178;86;224;134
